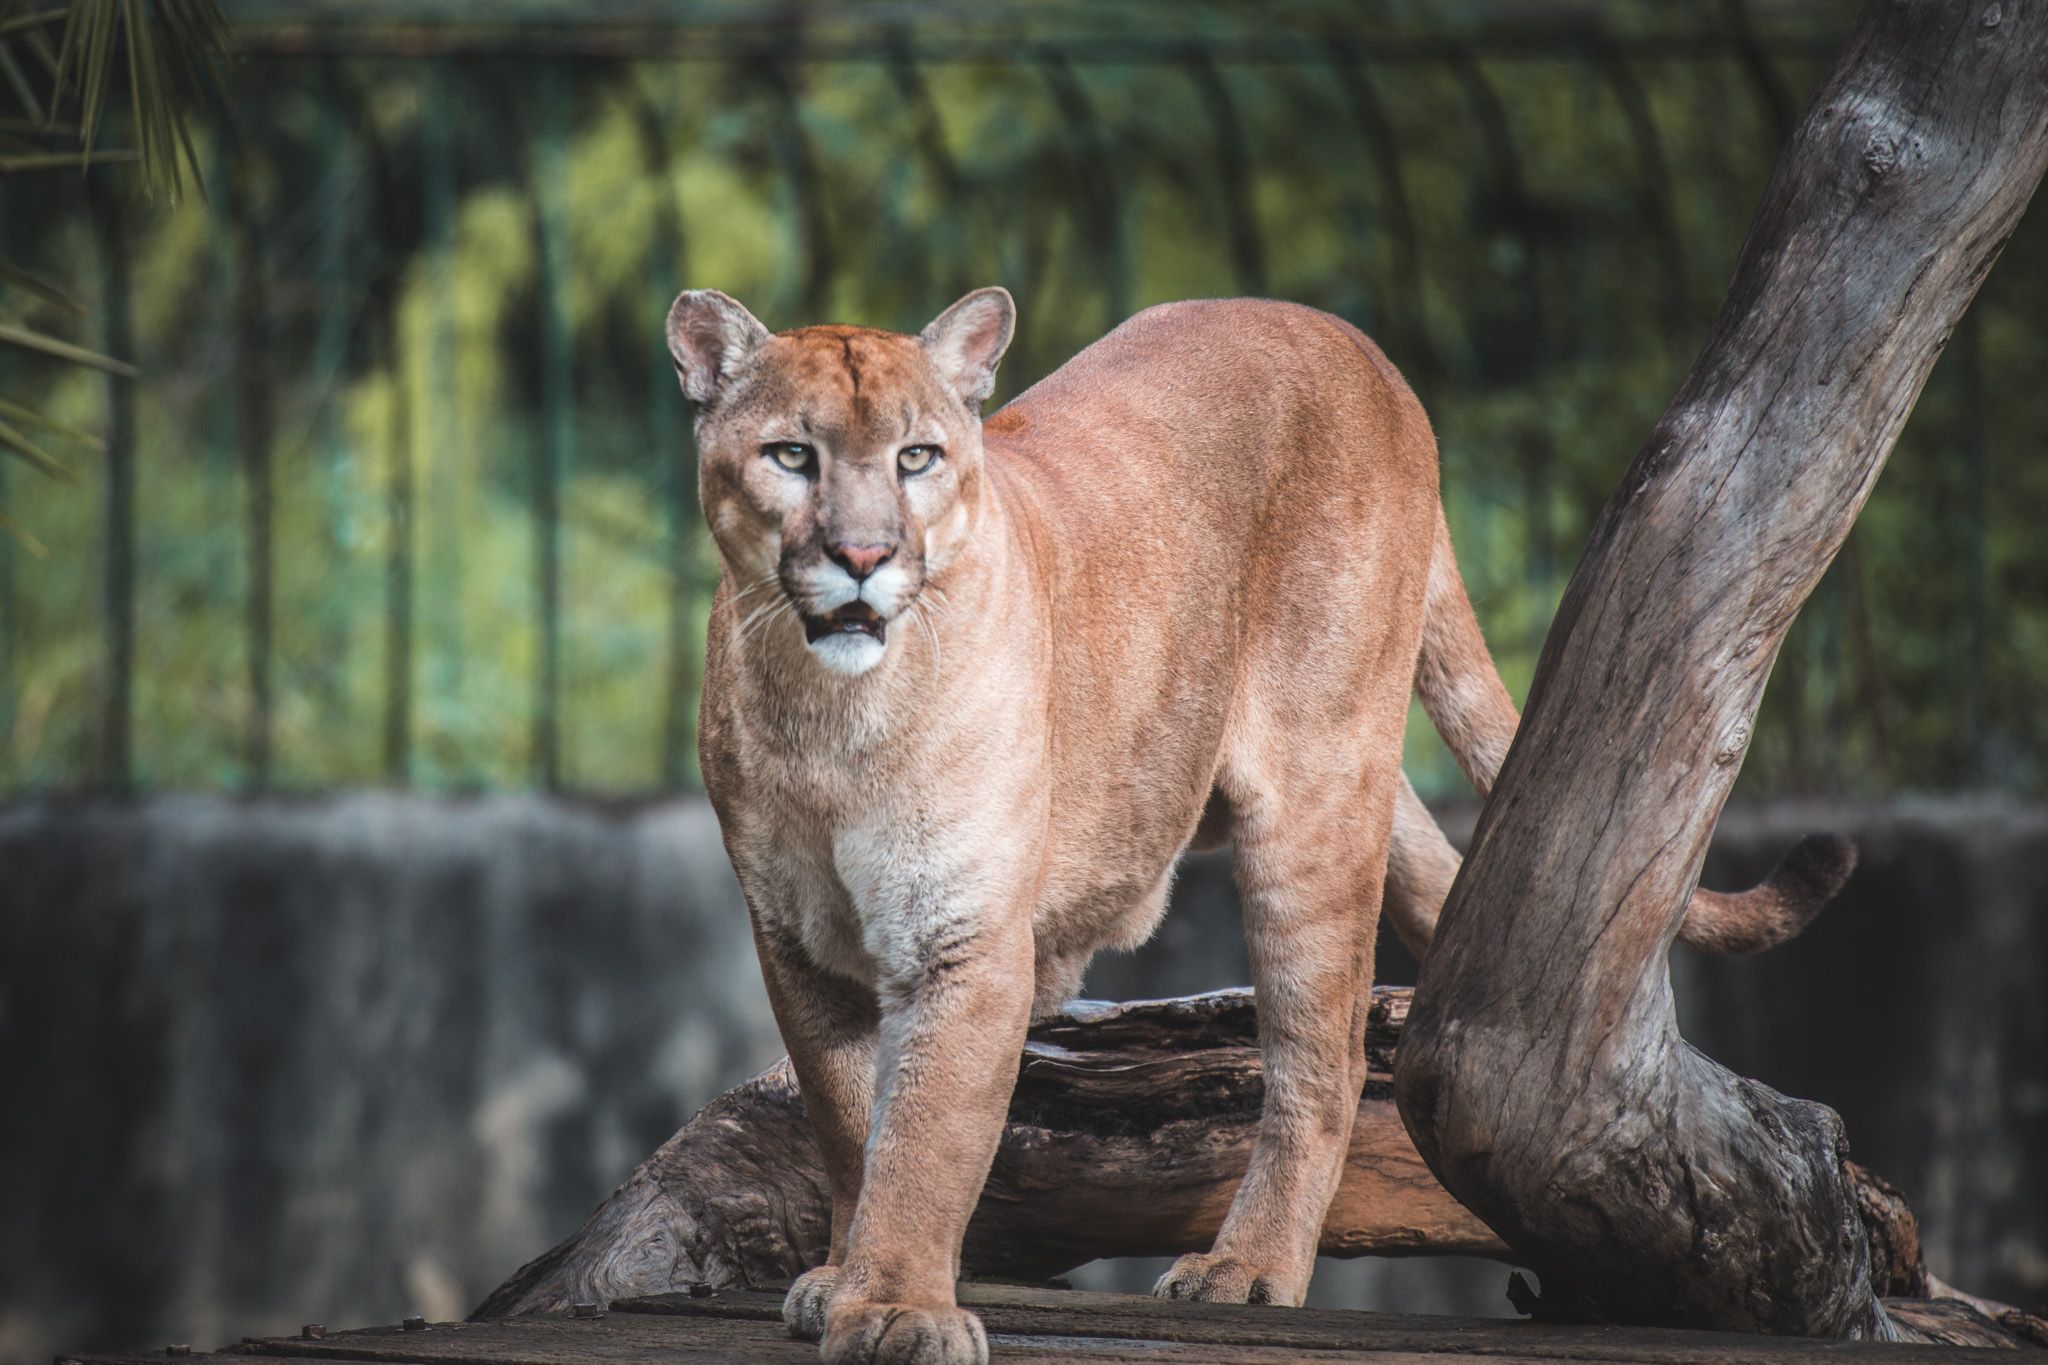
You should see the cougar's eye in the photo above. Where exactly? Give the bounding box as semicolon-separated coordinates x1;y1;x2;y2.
897;444;941;476
762;442;815;474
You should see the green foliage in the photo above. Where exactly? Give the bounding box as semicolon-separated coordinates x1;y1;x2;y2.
0;0;230;543
0;1;2041;797
51;0;230;202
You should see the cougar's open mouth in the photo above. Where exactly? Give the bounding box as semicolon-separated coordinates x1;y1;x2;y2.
802;601;886;644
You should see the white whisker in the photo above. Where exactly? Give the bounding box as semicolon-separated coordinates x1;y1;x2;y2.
730;573;782;606
735;594;793;652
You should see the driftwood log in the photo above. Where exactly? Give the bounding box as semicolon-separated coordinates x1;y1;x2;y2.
1393;0;2048;1344
473;987;2044;1348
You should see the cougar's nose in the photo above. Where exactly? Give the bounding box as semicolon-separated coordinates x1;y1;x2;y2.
827;540;895;582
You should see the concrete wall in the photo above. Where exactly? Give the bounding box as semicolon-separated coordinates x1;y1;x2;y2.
1;795;2040;1358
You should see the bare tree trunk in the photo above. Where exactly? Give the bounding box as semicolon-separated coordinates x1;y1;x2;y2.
1393;0;2048;1340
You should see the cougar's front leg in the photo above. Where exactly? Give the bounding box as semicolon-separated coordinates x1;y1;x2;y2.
753;924;879;1341
823;907;1036;1365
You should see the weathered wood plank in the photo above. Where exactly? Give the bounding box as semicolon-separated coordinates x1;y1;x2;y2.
192;1304;1566;1364
615;1285;2028;1360
64;1284;2036;1365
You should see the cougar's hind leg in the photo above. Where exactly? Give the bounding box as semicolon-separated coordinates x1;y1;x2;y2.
1154;734;1401;1307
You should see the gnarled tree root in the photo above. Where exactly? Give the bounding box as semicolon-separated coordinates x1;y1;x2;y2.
473;987;2041;1348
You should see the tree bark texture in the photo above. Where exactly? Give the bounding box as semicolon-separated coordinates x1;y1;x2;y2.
1393;0;2048;1341
472;989;2043;1347
475;987;1495;1319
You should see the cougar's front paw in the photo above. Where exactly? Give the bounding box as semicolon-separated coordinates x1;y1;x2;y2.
783;1265;841;1341
822;1299;988;1365
1154;1251;1297;1306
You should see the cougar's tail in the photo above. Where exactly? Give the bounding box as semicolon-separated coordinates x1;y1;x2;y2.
1382;509;1856;959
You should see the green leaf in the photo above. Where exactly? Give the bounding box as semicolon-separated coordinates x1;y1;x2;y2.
0;7;67;41
0;320;137;376
0;505;48;557
0;146;136;171
0;115;80;134
0;414;77;483
50;0;229;202
0;255;83;313
0;35;42;123
0;397;101;450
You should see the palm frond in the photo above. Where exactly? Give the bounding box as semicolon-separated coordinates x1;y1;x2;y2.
0;33;41;121
0;505;48;557
51;0;230;201
0;415;78;483
0;256;83;313
0;397;102;450
0;115;80;134
0;146;134;170
0;7;67;41
0;320;139;377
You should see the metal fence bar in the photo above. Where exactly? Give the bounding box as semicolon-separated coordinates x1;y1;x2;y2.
423;58;462;740
380;307;415;784
532;63;572;789
624;69;697;790
0;201;12;777
231;29;1844;65
232;165;276;788
1184;49;1268;297
1958;308;1991;779
1449;49;1560;616
1326;41;1439;396
347;93;416;784
764;56;833;321
1585;39;1689;337
92;181;135;792
1718;0;1798;145
1036;50;1131;329
888;35;971;305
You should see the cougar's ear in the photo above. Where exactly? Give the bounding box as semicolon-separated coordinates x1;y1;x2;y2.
667;290;770;406
919;286;1016;410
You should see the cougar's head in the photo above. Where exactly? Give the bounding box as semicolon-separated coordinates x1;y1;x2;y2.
668;287;1016;678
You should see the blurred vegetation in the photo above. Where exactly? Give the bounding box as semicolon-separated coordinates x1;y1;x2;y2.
0;0;2041;799
0;0;230;544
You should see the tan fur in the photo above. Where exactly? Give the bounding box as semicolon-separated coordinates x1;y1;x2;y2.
671;289;1841;1365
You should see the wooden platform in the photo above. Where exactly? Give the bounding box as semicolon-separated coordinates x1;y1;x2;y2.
59;1284;2040;1364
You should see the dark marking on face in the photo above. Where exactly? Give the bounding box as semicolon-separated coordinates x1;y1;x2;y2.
840;336;864;403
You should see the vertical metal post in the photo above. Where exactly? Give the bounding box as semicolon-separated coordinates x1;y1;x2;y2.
1450;53;1558;652
1039;52;1132;329
93;182;135;792
0;200;13;777
765;59;831;321
1958;308;1990;779
0;401;10;780
533;64;571;790
381;306;414;783
232;176;275;788
888;38;970;306
628;72;696;789
1326;42;1440;401
423;59;462;715
1185;50;1267;297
